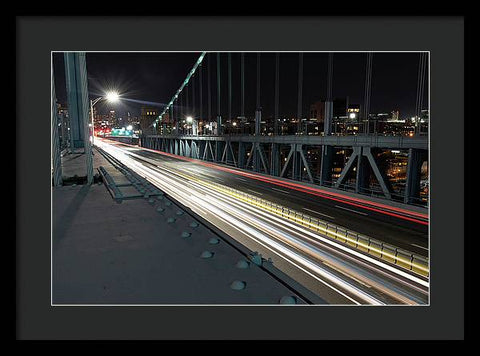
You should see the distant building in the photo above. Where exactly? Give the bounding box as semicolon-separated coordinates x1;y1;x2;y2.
140;106;159;134
108;110;117;127
310;98;349;123
391;110;400;121
347;104;360;121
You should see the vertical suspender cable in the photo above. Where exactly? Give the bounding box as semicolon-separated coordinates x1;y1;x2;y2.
363;52;373;134
415;52;427;135
297;53;304;133
200;61;203;122
241;52;245;118
256;53;261;110
274;52;280;135
228;53;232;121
217;52;221;134
208;53;212;122
192;71;196;117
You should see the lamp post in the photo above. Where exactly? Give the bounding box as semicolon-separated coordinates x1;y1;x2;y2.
90;91;119;145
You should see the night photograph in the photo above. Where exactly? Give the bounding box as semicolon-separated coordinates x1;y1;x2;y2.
51;50;430;306
16;16;465;341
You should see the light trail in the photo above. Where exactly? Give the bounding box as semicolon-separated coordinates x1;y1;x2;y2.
96;139;429;305
115;141;429;225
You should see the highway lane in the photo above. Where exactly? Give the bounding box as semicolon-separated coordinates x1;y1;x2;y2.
114;142;429;256
96;139;429;305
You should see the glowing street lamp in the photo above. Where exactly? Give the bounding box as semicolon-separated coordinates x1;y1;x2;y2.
186;116;193;124
105;91;120;103
90;91;120;144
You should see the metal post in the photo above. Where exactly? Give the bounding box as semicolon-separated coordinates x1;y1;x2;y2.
270;143;280;176
404;148;425;204
241;52;245;118
51;67;63;186
199;61;203;123
90;99;95;145
363;53;373;135
208;53;212;122
319;145;333;186
415;52;427;136
274;53;280;136
64;52;93;184
324;53;334;136
297;53;304;134
192;72;196;118
79;53;93;184
64;53;84;150
216;52;222;135
228;53;232;123
186;85;189;120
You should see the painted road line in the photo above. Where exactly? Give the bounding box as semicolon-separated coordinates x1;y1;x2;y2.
271;187;290;194
303;207;335;220
411;243;429;251
334;205;368;216
247;189;263;196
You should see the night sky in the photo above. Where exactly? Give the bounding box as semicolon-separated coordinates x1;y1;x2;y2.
53;52;428;120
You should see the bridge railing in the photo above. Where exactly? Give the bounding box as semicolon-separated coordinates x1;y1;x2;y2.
198;178;429;278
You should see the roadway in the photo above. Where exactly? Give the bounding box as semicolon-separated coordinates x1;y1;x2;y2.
117;141;428;255
95;138;429;305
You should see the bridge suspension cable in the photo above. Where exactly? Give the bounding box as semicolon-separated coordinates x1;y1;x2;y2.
155;51;206;127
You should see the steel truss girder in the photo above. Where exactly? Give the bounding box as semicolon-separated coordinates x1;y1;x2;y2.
245;142;269;173
280;144;313;183
147;134;427;150
335;146;392;199
221;140;237;167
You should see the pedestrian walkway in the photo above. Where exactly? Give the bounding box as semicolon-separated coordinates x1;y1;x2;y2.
52;148;319;304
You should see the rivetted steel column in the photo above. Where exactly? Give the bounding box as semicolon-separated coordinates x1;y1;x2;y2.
355;147;371;194
404;148;425;204
270;142;280;176
51;66;63;186
319;145;334;186
238;141;246;169
64;52;93;184
64;53;84;149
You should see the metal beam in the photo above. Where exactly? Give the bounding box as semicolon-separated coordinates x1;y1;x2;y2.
280;145;295;178
148;134;427;150
299;149;314;183
404;148;425;204
64;52;93;184
335;147;360;188
362;147;392;199
51;67;62;186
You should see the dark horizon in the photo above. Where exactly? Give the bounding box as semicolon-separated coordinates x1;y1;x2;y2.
53;51;429;120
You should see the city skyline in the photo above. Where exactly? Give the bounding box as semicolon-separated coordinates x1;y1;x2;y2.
52;52;429;120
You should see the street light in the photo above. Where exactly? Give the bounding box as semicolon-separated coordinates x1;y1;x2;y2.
90;91;120;144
